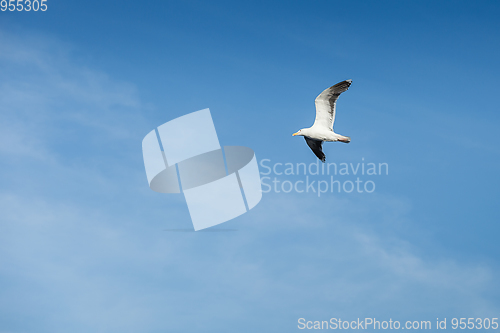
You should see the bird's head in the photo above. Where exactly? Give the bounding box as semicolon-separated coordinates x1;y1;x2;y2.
292;129;305;137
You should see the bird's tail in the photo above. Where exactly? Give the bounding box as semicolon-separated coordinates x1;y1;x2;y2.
337;135;351;143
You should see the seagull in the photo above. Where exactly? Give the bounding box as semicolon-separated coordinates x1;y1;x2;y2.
292;79;352;162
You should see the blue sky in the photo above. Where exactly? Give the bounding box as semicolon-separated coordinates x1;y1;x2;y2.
0;1;499;332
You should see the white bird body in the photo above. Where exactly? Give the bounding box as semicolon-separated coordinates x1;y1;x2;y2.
298;127;345;142
293;80;352;162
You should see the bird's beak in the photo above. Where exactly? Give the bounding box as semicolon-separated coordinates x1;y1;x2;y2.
292;132;299;136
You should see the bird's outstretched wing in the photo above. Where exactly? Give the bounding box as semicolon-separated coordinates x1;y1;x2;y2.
313;79;352;130
305;137;325;162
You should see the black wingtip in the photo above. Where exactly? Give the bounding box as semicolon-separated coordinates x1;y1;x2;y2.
316;149;326;163
332;79;352;93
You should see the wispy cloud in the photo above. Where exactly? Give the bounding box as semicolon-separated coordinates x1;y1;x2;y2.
0;31;147;161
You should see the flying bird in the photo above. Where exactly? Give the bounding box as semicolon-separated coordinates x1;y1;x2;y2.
292;79;352;162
